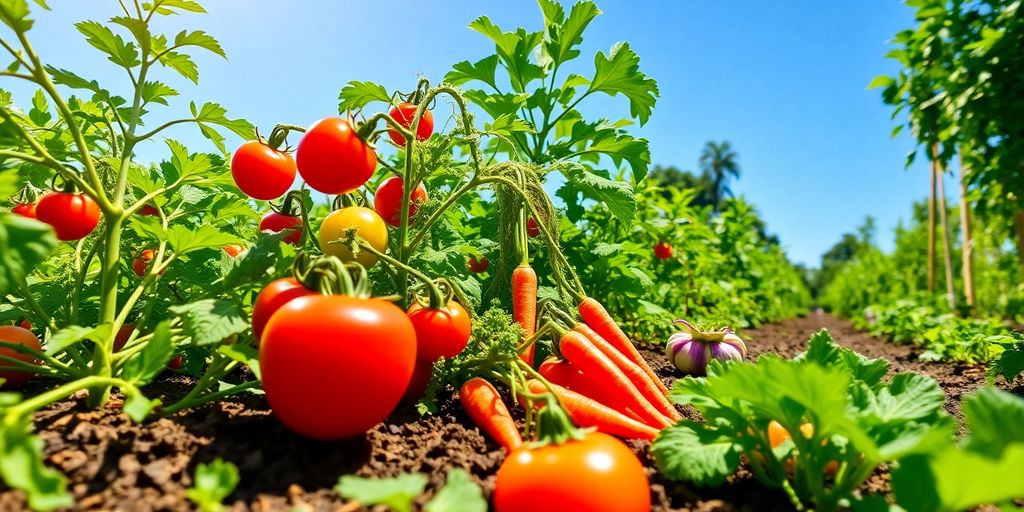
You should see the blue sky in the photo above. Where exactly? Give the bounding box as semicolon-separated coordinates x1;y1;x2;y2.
8;0;948;266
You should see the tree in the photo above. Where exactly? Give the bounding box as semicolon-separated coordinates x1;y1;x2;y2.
698;141;741;211
648;165;713;207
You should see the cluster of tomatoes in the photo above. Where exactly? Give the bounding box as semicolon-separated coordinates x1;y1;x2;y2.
230;103;479;440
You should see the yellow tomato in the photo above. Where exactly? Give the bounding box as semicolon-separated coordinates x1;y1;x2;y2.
318;206;388;267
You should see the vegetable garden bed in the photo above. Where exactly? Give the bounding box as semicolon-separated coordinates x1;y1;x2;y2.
1;312;1016;512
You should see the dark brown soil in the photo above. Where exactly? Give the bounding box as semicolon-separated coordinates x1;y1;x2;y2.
0;312;1018;512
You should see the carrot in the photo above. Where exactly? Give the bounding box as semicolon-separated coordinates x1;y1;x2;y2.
527;380;660;441
512;265;538;366
579;297;669;395
459;378;523;452
538;357;646;424
558;330;673;429
575;324;681;421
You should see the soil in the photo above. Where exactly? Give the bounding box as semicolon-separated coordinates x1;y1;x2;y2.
0;312;1020;512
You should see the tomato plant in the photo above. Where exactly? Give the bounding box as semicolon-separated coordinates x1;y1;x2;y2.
11;202;35;218
251;277;317;341
653;241;672;260
260;211;303;246
0;325;42;388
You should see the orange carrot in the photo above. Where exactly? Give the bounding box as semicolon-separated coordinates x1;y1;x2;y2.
558;330;673;429
538;357;646;424
579;297;669;395
512;266;538;365
575;324;681;421
459;378;523;452
527;380;660;441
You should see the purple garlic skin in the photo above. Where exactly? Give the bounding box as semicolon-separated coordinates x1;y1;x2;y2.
665;328;747;376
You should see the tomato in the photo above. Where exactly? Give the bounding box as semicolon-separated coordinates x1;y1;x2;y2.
168;355;183;370
11;203;36;218
295;117;377;195
251;278;317;341
17;319;31;331
318;207;388;268
35;191;100;241
231;140;297;200
0;325;42;388
113;324;136;352
654;242;673;260
401;358;434;404
407;300;472;361
467;257;489;273
260;212;303;246
494;431;650;512
373;177;428;227
223;244;245;257
139;204;159;217
527;218;540;238
767;420;837;474
260;294;416;439
132;249;160;277
387;102;434;146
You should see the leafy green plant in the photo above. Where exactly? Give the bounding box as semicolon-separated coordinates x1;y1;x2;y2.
335;468;486;512
652;329;953;511
185;459;239;512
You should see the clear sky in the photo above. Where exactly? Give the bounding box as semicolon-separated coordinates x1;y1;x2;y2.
7;0;951;266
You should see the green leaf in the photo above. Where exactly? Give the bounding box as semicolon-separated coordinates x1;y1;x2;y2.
221;231;283;289
165;224;242;255
0;416;71;511
158;50;198;83
652;422;740;486
798;329;890;386
484;113;534;137
189;102;253;153
558;165;636;222
143;0;206;16
173;30;225;58
335;473;428;512
338;80;390;113
0;0;35;33
46;324;111;355
892;446;1024;512
140;80;178;106
425;469;486;512
468;16;543;92
589;42;658;125
75;20;139;69
962;387;1024;458
867;75;895;89
122;387;160;422
121;321;174;386
170;299;247;346
185;459;239;512
0;213;57;296
45;66;103;96
110;16;150;53
219;344;260;380
989;343;1024;383
28;89;50;126
539;0;601;65
854;373;944;425
445;56;499;90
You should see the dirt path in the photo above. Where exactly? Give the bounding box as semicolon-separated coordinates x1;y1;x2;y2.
0;313;1013;512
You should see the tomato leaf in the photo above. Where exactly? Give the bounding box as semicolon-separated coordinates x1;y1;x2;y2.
143;0;206;16
796;329;890;386
122;387;160;422
75;20;140;69
652;422;741;487
0;213;57;297
189;101;253;153
218;344;260;380
140;80;178;106
484;113;534;137
221;231;284;289
172;30;225;58
121;321;174;386
557;164;635;222
444;56;500;90
45;324;112;355
468;16;543;93
185;459;239;512
165;224;242;255
170;299;247;346
0;0;37;33
424;469;485;512
338;80;390;113
589;42;658;125
0;416;71;511
335;473;428;512
537;0;600;67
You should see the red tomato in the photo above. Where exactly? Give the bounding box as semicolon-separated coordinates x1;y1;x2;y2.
259;212;303;246
407;300;472;362
654;242;673;260
527;218;540;238
295;117;377;195
132;249;160;277
223;244;245;257
113;324;136;352
139;204;159;217
168;355;183;369
373;177;428;227
231;140;297;200
251;278;317;342
35;192;100;241
260;295;416;439
17;319;32;331
467;257;489;273
494;431;650;512
401;358;434;404
0;325;42;388
387;102;434;146
11;203;36;218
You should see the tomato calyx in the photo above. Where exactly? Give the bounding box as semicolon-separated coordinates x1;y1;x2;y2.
292;253;373;299
532;395;591;447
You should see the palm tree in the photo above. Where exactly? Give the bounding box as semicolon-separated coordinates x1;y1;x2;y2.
698;141;741;211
